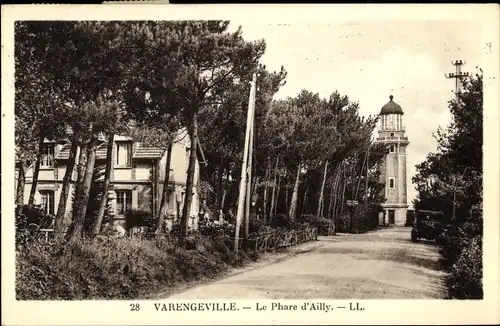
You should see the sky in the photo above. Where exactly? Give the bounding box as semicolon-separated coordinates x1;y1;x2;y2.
227;20;483;208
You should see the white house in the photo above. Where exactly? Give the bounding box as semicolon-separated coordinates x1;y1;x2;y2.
16;128;206;231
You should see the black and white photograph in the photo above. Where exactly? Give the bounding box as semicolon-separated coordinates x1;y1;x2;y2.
2;4;499;326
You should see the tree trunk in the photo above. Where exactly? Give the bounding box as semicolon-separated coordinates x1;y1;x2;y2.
67;137;97;241
288;163;302;220
274;174;282;216
301;176;309;215
327;176;335;220
28;134;45;205
156;142;173;233
262;161;270;218
317;160;329;218
351;154;358;199
215;158;224;210
355;148;369;201
91;133;115;236
16;160;27;207
285;186;289;212
262;159;270;219
331;167;341;220
339;164;347;227
269;155;279;219
72;143;87;216
332;168;340;220
55;135;78;237
365;146;370;203
219;165;230;219
179;113;198;242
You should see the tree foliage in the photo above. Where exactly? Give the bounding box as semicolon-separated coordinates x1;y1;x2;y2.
413;71;483;299
15;20;384;245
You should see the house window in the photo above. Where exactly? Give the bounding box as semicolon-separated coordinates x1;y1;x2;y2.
116;190;132;215
389;178;395;189
389;145;395;153
116;142;132;167
40;190;55;215
390;132;394;137
41;144;55;168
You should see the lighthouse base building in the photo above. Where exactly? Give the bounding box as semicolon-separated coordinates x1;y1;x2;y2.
376;95;409;226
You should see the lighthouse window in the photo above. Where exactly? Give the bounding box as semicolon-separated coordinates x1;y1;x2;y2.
389;178;395;189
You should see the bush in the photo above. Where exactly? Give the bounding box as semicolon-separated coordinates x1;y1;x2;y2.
337;204;379;233
440;218;483;299
299;214;333;227
16;233;252;300
269;213;296;230
198;219;233;237
125;210;155;230
241;215;273;235
446;235;483;299
169;220;199;238
297;214;334;235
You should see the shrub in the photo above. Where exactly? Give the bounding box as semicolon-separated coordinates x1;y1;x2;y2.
240;215;273;236
198;219;231;237
298;214;334;235
337;204;379;233
169;220;199;238
269;213;295;230
440;217;483;299
16;233;253;300
299;214;332;226
125;210;155;230
446;235;483;299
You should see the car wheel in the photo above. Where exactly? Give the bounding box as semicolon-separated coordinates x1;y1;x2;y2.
411;230;418;242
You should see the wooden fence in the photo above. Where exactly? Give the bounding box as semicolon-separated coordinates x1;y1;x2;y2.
17;225;324;253
226;227;318;253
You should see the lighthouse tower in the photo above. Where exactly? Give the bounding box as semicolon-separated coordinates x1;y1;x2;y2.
376;95;409;226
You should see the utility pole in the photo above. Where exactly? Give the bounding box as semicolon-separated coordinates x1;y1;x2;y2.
365;143;370;203
445;60;470;101
244;104;255;251
234;73;257;255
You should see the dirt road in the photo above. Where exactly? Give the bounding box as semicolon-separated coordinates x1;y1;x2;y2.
166;227;447;299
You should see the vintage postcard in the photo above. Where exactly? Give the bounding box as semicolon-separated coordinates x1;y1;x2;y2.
1;3;499;326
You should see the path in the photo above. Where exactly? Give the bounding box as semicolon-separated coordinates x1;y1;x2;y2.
165;227;447;299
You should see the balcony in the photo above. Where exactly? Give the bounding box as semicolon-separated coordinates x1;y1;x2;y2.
376;136;409;142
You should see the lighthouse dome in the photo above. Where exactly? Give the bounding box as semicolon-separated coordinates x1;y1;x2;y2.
380;95;404;115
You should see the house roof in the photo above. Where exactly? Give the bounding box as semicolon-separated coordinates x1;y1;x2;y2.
55;142;165;161
54;129;207;165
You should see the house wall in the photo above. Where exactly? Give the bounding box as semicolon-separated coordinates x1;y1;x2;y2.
22;131;201;231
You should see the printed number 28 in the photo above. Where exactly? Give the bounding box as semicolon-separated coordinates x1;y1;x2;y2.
130;303;140;311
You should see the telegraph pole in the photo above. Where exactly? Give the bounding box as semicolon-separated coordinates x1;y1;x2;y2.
445;60;470;101
244;105;255;251
234;73;257;255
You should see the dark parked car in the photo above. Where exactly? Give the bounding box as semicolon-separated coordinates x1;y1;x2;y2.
411;210;447;244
